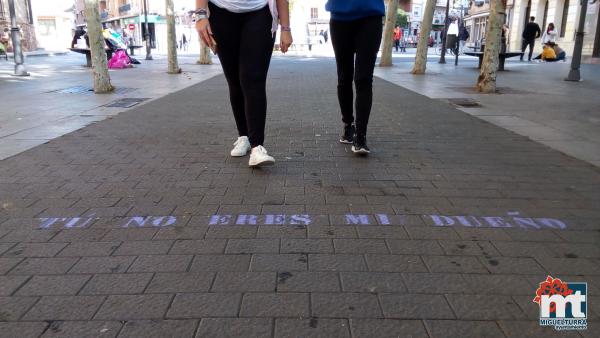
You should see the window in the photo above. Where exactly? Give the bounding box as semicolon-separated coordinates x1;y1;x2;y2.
560;0;569;38
473;16;488;42
413;6;421;17
310;7;318;19
37;18;56;36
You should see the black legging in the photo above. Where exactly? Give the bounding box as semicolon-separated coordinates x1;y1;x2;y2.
208;3;275;147
330;16;383;137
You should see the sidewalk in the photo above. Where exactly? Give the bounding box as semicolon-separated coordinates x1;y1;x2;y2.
374;56;600;167
4;50;70;58
0;57;598;337
0;53;222;160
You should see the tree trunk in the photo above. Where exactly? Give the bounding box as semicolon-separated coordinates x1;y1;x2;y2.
476;0;505;93
84;0;113;93
166;0;181;74
380;0;399;67
197;38;212;65
411;0;436;74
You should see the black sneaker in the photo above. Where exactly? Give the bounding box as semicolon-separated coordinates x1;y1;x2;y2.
352;135;370;155
339;124;355;144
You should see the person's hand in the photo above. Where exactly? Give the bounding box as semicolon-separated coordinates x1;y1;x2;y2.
196;18;214;49
280;31;293;53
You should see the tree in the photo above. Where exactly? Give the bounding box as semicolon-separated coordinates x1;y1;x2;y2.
84;0;113;93
396;9;408;28
197;38;212;65
411;0;436;74
476;0;505;92
166;0;181;74
380;0;399;67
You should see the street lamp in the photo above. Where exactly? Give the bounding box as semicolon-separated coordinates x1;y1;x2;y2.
7;0;29;76
143;0;153;60
565;0;596;81
439;0;451;64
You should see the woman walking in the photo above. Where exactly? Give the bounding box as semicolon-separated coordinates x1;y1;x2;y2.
195;0;292;166
326;0;385;155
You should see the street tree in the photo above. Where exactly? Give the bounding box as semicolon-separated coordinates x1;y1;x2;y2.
166;0;181;74
83;0;113;93
411;0;436;74
476;0;505;93
198;38;212;65
380;0;399;67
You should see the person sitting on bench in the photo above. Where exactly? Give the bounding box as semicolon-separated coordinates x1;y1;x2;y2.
71;27;89;48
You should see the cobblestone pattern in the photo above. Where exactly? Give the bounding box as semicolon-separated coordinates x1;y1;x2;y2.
0;59;599;337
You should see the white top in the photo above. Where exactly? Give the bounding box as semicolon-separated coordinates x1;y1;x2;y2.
210;0;268;13
447;22;459;36
541;30;557;43
209;0;281;35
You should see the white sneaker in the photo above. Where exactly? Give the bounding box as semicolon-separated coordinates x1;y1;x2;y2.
248;145;275;167
230;136;251;157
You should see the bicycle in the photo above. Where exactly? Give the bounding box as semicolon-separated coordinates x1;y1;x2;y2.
435;44;461;56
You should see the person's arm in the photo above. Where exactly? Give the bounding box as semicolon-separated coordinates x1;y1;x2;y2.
536;25;541;39
277;0;293;53
195;0;213;48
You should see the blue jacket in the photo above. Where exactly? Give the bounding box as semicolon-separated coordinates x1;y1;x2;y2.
325;0;385;21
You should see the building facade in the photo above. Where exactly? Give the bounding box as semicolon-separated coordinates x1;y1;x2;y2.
0;0;36;51
408;0;460;42
30;0;73;51
73;0;197;53
463;0;599;59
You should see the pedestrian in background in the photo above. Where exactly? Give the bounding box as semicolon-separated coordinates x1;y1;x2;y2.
541;23;557;44
393;25;401;52
551;42;567;61
196;0;293;167
520;16;541;61
534;43;557;62
458;24;469;54
326;0;385;155
446;17;459;55
501;24;509;53
400;36;407;52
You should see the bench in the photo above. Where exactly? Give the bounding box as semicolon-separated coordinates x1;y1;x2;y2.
69;48;114;67
127;45;143;56
466;45;481;52
464;51;524;71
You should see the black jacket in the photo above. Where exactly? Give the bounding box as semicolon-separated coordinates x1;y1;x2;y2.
522;22;541;40
459;26;470;41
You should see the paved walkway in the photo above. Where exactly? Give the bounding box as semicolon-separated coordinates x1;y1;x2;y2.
0;53;222;160
0;58;599;337
374;55;600;167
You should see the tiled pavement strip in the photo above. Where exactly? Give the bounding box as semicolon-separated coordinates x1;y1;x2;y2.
0;57;599;337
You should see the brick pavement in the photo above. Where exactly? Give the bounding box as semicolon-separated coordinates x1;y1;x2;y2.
0;58;599;337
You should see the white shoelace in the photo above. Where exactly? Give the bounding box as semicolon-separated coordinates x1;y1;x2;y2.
253;145;268;154
233;137;246;146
